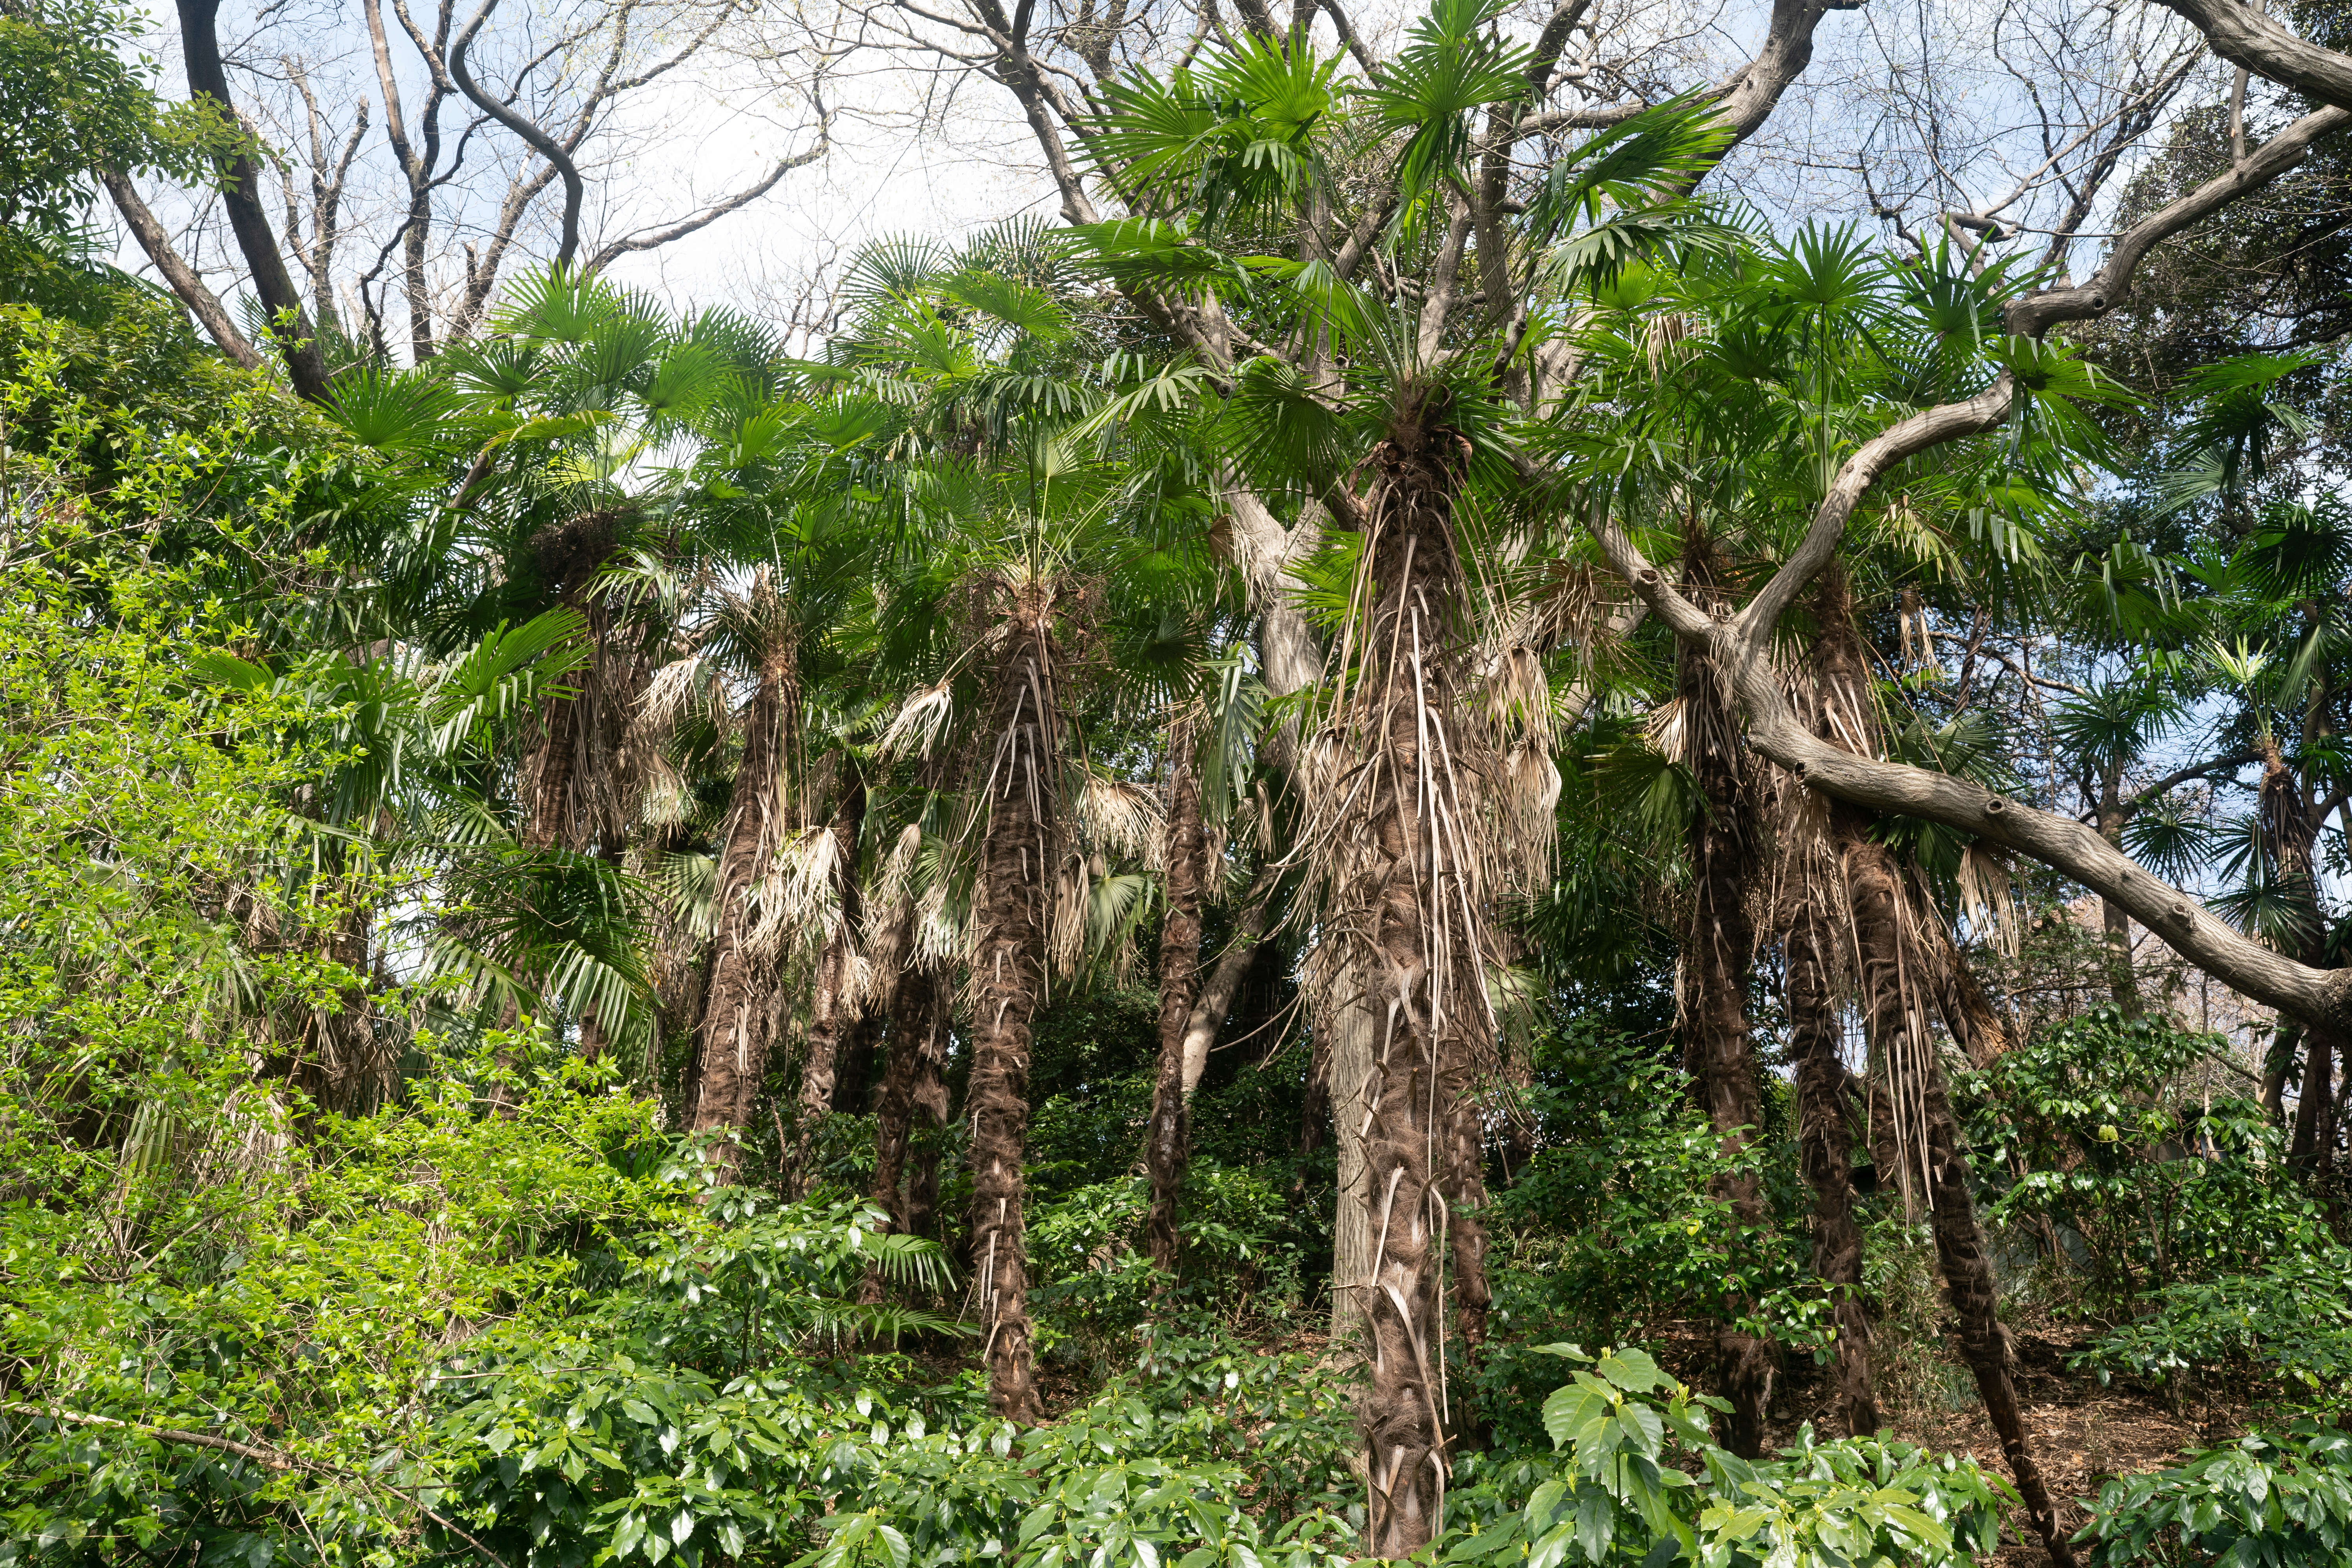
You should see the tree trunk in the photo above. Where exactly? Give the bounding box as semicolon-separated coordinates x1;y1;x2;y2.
1784;876;1877;1437
686;644;794;1174
2290;1026;2337;1172
173;0;333;403
967;601;1060;1424
871;958;943;1232
794;765;869;1182
1145;722;1209;1276
2094;775;2141;1018
863;954;946;1302
1846;836;2075;1567
1324;986;1377;1354
1180;866;1280;1098
1344;413;1494;1557
1678;552;1776;1459
1295;1011;1332;1163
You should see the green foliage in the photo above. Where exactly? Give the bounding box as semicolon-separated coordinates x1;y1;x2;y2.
1479;1023;1814;1445
2083;1250;2352;1408
2076;1421;2352;1566
1028;1165;1308;1378
1445;1348;2012;1567
1962;1009;2323;1316
0;0;238;237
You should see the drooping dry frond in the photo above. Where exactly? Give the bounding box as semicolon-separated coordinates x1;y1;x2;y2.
1483;644;1557;755
1047;850;1089;978
911;877;960;967
1502;743;1563;874
1074;770;1164;869
879;681;956;760
747;823;846;959
1954;844;2020;956
638;654;709;743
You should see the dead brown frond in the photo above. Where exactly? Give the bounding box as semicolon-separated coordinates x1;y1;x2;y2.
1955;844;2021;956
747;823;845;960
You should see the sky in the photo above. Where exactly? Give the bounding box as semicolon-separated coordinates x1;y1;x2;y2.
101;0;2239;350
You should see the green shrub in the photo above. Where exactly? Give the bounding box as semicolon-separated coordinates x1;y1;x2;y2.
2076;1420;2352;1565
1962;1009;2311;1317
1445;1346;2013;1567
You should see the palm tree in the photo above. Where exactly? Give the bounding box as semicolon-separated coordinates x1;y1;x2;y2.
822;224;1201;1416
1553;223;2111;1563
1077;31;1730;1534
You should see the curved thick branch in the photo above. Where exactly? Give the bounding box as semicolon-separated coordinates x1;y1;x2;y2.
449;0;584;268
2156;0;2352;110
102;171;264;369
1593;99;2352;1033
173;0;331;401
1744;697;2352;1032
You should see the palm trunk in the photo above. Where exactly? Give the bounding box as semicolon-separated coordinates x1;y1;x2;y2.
2290;1026;2337;1172
1784;876;1877;1437
2259;742;2337;1171
1815;576;2067;1559
793;766;869;1183
1849;827;2074;1565
1346;411;1493;1557
863;953;946;1302
2094;775;2141;1018
1678;555;1775;1459
687;644;794;1174
1145;723;1209;1276
968;601;1059;1424
871;957;944;1232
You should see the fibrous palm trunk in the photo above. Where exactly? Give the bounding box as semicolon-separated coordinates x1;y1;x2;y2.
1918;899;2016;1069
864;949;947;1303
2253;742;2342;1170
1814;581;2071;1566
871;955;945;1231
968;597;1059;1424
1677;554;1776;1459
1784;610;1878;1437
1145;722;1208;1276
1845;837;2074;1566
1783;878;1877;1437
1342;409;1494;1557
793;765;869;1186
687;643;795;1174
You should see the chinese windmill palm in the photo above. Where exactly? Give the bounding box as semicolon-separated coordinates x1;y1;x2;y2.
1078;31;1745;1545
827;254;1162;1418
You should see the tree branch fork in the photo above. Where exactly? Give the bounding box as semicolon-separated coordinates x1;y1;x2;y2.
1592;98;2352;1034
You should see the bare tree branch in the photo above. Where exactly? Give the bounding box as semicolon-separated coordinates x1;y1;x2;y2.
583;102;834;274
102;170;265;368
448;0;584;268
